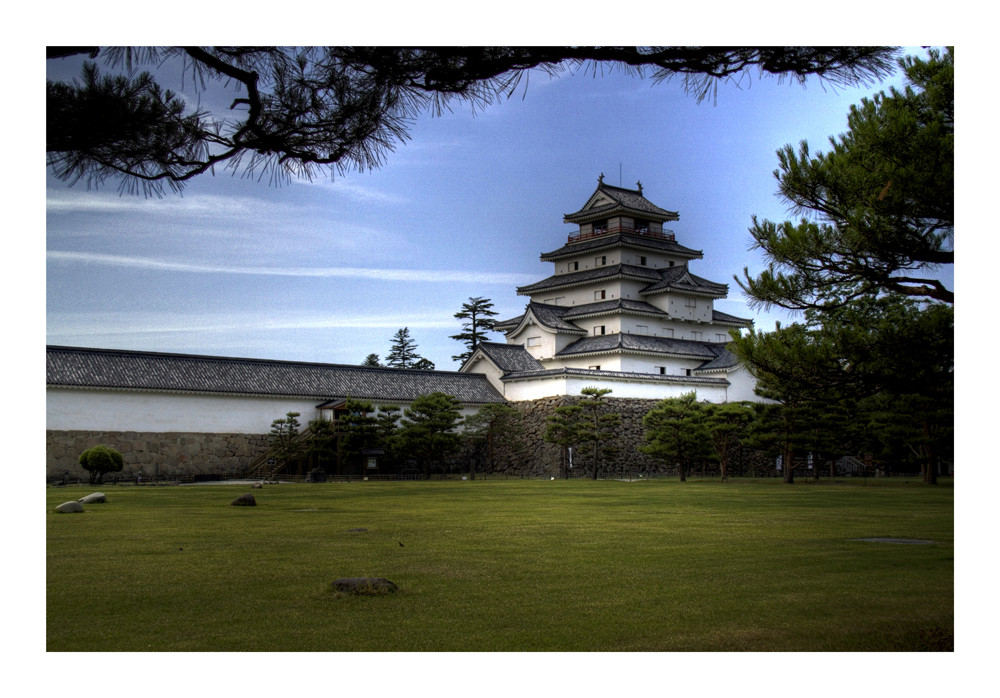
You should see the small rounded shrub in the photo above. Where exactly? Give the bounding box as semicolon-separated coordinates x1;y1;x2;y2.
78;445;124;485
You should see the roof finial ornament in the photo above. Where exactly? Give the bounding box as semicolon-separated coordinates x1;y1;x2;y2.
636;180;643;195
598;172;605;185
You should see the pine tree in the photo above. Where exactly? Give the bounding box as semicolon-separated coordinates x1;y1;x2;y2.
641;392;713;481
385;328;420;369
450;297;499;364
545;387;620;480
738;48;953;310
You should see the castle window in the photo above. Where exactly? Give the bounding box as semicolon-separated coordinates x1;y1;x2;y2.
691;331;702;340
595;290;606;300
639;255;647;266
593;326;606;336
636;324;648;334
589;365;601;371
526;336;541;347
571;261;579;271
595;255;607;267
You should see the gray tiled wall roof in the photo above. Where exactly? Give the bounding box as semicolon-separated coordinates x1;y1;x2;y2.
47;346;506;404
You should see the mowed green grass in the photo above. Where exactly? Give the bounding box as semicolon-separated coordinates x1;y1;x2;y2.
46;479;953;651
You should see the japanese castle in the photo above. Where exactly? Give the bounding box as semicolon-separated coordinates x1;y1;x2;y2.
459;176;760;402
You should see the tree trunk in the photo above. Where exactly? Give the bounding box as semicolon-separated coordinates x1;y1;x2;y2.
923;420;938;484
783;443;795;484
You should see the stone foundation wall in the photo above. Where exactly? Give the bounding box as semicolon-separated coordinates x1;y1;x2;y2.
46;430;270;481
484;396;670;478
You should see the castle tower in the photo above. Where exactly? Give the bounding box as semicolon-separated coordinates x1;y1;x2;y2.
461;177;760;403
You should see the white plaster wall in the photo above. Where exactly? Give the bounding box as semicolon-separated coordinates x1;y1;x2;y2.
721;365;773;403
618;355;702;375
48;387;493;434
47;388;324;434
463;356;505;394
502;376;730;403
556;355;624;372
577;317;622;336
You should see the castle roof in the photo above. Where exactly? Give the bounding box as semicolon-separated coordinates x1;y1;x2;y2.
516;263;661;296
639;265;729;298
468;342;545;373
563;181;679;224
500;366;729;387
555;333;721;360
516;263;728;299
46;346;505;405
539;231;702;262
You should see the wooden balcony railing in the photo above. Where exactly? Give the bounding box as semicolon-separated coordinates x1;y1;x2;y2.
568;225;675;244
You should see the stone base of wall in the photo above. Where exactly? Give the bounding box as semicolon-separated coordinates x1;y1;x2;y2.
485;396;671;478
46;430;269;482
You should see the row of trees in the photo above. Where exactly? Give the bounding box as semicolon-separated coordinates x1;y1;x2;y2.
266;383;950;483
541;387;951;483
265;395;524;479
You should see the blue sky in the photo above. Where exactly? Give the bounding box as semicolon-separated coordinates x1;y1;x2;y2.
45;47;952;370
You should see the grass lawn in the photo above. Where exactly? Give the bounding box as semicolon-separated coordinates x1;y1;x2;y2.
46;478;953;652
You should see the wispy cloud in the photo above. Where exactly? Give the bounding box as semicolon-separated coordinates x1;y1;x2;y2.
47;309;459;341
289;177;410;204
47;250;535;285
45;189;291;218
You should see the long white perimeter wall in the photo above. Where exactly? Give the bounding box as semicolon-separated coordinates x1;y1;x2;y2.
47;388;492;434
47;388;327;434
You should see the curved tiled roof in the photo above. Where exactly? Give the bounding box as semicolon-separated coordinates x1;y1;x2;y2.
517;264;661;296
561;298;668;320
693;344;741;372
502;366;728;386
556;333;720;360
540;231;702;261
524;302;586;333
472;342;545;373
712;309;753;327
639;265;729;298
563;182;679;224
47;346;506;404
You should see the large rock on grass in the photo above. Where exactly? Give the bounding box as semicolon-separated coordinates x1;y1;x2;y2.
332;577;398;594
79;492;106;504
56;501;84;513
230;493;256;506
